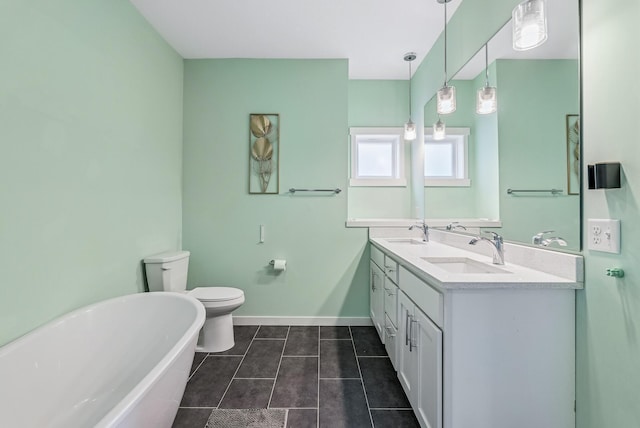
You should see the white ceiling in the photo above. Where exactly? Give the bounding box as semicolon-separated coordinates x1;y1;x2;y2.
129;0;462;80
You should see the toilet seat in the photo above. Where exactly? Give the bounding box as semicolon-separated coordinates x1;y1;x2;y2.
189;287;244;302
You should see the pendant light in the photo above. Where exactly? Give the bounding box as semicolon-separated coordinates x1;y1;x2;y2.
436;0;456;115
476;44;497;114
512;0;548;51
404;52;417;141
433;116;446;140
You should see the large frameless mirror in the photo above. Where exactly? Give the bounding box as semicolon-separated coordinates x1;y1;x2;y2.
423;0;581;251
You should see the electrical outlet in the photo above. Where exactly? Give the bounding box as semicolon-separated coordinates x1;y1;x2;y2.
587;219;621;253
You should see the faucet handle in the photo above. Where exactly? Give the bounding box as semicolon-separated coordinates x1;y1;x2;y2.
532;230;554;245
482;230;503;241
446;222;467;231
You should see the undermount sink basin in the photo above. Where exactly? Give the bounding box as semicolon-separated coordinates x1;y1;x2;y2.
421;257;511;274
385;238;427;245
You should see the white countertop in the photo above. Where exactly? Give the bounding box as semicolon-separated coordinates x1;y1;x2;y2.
370;236;584;291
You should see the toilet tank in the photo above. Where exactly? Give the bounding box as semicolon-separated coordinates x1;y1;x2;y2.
143;251;190;293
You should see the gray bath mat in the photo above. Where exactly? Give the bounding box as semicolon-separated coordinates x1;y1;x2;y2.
205;409;288;428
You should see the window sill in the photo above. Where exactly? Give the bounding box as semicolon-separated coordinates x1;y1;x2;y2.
424;178;471;187
350;178;408;187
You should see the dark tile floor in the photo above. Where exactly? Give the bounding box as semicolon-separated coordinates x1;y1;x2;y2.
172;325;419;428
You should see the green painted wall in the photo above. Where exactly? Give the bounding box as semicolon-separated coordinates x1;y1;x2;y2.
347;80;412;219
183;59;369;318
578;0;640;425
0;1;184;345
348;80;408;127
472;63;501;220
494;59;580;249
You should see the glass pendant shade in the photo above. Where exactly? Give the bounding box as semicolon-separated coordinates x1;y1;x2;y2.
437;85;456;114
404;119;417;141
403;52;417;141
512;0;547;51
433;119;446;140
476;86;497;114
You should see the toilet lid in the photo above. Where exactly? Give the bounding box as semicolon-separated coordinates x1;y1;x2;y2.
190;287;244;302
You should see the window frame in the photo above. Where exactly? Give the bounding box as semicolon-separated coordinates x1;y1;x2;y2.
349;127;407;187
424;127;471;187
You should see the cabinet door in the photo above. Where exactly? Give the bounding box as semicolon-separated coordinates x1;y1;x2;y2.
370;262;385;343
413;307;443;428
397;291;418;401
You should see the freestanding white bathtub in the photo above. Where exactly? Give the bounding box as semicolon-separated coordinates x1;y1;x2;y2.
0;292;205;428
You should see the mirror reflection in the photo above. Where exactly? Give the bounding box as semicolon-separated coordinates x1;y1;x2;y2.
423;0;580;251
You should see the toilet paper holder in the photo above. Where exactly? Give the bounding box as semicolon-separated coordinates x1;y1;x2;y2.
269;259;287;271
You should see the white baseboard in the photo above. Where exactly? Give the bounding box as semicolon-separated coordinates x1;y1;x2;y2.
232;316;373;326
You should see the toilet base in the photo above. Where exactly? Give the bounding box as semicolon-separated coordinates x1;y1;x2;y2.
196;313;235;353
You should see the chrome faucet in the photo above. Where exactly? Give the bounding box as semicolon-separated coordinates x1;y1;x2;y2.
469;231;505;265
446;222;467;231
409;221;429;242
532;231;567;247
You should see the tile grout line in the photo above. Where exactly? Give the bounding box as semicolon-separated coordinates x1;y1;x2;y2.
215;326;260;408
252;337;289;340
187;354;208;382
267;326;290;409
350;326;375;428
269;407;318;410
276;354;318;358
369;407;414;410
319;377;362;380
234;377;276;380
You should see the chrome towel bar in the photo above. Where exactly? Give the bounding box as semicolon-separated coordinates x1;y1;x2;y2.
288;188;342;194
507;188;563;195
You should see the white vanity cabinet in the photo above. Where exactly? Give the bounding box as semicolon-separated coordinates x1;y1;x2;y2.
370;240;578;428
398;289;443;428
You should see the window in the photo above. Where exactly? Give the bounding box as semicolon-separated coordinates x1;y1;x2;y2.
350;128;407;187
424;127;470;187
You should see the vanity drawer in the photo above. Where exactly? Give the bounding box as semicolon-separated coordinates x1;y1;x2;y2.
384;314;398;370
383;255;399;284
370;244;385;270
399;266;443;328
384;280;398;328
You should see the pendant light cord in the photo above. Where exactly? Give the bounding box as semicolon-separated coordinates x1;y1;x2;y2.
443;1;448;86
484;44;490;86
408;60;412;119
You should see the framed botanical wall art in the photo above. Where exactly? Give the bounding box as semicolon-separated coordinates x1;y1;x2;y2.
249;113;279;194
566;114;580;195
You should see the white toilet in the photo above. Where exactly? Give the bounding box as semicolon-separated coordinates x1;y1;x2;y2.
143;250;245;353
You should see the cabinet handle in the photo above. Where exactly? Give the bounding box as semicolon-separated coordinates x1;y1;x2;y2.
409;318;418;352
405;310;411;346
385;326;396;338
408;315;415;352
371;273;377;291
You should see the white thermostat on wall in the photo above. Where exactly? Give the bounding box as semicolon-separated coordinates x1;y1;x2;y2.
587;219;621;254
